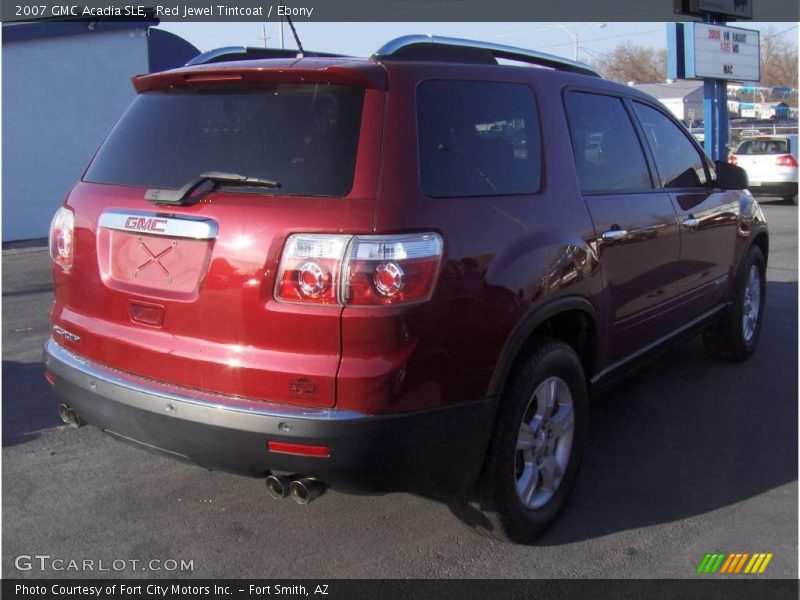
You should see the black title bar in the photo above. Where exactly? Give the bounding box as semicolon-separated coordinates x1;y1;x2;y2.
3;579;800;600
1;0;797;22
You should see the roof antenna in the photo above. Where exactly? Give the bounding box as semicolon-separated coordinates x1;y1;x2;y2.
281;4;305;57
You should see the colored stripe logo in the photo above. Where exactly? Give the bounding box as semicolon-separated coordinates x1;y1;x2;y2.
696;552;773;574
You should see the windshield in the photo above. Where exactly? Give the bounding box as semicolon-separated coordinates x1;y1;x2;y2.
84;84;365;197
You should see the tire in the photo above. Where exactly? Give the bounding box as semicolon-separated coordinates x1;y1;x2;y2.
449;339;588;544
704;245;766;361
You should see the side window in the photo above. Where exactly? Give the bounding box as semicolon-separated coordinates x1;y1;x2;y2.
564;92;653;193
632;102;709;189
417;80;541;197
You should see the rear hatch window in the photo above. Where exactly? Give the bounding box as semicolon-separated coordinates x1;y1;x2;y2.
85;83;364;196
735;139;790;155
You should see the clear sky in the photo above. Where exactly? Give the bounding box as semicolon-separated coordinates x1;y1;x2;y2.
159;21;798;63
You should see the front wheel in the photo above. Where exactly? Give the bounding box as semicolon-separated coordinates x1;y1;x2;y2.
450;339;588;543
704;245;766;361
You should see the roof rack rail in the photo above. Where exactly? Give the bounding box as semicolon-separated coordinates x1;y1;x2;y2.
186;46;349;66
372;35;599;77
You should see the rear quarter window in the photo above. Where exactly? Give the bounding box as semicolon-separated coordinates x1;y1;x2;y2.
84;84;365;197
416;80;542;197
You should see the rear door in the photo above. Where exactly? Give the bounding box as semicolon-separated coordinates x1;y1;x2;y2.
631;101;738;315
53;79;383;408
564;91;680;363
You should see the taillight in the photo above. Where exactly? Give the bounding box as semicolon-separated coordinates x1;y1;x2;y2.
275;232;444;306
729;155;738;166
343;234;443;306
275;234;350;304
49;206;75;272
776;154;798;167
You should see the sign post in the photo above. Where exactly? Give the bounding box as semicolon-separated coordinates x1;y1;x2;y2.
703;14;728;162
704;74;728;161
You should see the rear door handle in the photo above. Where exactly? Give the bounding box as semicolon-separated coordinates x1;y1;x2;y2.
601;229;628;242
682;217;700;229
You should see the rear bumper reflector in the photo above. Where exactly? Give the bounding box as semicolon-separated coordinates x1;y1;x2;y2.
267;441;331;458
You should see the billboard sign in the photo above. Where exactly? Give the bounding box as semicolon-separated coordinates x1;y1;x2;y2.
673;23;760;81
690;23;760;81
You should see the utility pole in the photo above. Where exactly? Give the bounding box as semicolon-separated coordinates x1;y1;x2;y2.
279;17;285;49
259;23;269;48
547;23;605;62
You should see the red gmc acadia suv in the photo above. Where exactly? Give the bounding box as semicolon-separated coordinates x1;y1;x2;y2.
44;36;768;543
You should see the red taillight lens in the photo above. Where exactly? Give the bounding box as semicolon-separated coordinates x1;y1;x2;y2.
374;262;405;297
729;155;738;166
297;262;332;297
275;233;444;306
49;206;75;272
344;234;443;306
275;234;350;304
776;154;798;167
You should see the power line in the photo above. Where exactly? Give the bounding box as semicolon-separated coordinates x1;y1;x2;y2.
535;28;664;51
761;25;797;39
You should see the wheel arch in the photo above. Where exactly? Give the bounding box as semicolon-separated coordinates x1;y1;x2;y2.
488;295;599;399
750;228;769;265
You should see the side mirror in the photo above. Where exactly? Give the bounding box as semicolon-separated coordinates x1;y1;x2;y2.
715;161;749;190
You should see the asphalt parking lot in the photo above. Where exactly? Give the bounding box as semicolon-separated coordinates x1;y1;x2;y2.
2;200;797;579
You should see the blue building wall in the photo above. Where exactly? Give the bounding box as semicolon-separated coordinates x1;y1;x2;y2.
2;24;198;241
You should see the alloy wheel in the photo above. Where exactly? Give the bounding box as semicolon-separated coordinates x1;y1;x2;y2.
741;264;762;344
514;376;575;509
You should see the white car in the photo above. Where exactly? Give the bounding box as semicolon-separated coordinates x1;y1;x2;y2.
731;134;798;204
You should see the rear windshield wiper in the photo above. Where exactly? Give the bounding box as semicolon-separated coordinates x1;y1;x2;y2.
145;171;281;205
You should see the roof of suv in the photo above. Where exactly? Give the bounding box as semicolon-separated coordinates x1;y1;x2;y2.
134;35;606;93
132;35;680;112
180;35;599;77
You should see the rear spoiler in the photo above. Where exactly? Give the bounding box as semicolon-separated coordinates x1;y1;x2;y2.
133;61;387;92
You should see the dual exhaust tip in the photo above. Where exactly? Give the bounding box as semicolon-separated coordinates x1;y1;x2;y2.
266;474;326;505
58;404;82;429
